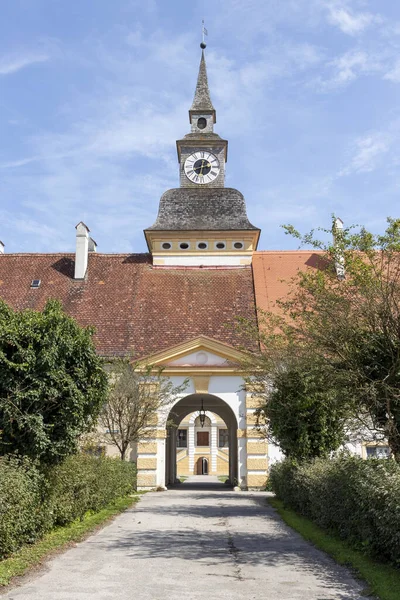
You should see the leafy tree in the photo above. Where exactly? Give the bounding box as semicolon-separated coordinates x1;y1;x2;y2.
0;299;108;464
280;217;400;460
98;360;188;460
262;360;349;460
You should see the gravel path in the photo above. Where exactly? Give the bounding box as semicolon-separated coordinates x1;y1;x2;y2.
3;476;367;600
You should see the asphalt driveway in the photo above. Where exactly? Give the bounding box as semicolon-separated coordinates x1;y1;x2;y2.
2;475;367;600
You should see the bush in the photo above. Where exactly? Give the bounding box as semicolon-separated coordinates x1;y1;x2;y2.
47;454;137;526
0;454;137;559
270;455;400;565
0;456;47;558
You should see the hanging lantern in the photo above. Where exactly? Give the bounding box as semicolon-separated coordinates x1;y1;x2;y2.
199;398;206;428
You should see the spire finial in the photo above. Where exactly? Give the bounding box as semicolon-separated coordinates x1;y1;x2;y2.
200;20;207;49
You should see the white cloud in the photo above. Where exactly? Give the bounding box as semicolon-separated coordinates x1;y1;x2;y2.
0;53;49;75
327;5;377;36
384;59;400;83
339;132;393;176
316;49;382;90
0;157;40;169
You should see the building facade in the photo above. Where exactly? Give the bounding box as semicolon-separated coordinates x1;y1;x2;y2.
0;46;387;490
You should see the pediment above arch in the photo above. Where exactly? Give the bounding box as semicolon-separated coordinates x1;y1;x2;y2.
137;336;246;373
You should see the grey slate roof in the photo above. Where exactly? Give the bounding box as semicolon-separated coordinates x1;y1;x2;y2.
146;188;259;231
190;50;215;114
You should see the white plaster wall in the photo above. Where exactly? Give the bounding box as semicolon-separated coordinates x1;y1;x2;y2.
267;442;284;466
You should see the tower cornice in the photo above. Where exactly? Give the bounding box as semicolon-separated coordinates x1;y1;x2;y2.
176;136;228;163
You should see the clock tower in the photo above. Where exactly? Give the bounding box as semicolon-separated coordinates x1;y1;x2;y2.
144;44;260;266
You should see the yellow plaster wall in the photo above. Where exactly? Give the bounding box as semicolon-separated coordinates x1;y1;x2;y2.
217;456;229;474
137;472;157;488
247;457;268;471
247;441;267;454
246;428;265;439
246;412;260;426
246;395;264;409
137;442;157;454
137;457;157;470
247;474;267;489
177;456;190;476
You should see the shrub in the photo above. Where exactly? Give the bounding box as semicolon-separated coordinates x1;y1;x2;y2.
47;454;137;525
0;454;137;559
270;455;400;565
0;456;48;558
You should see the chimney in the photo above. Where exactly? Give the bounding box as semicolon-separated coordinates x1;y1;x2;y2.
0;241;4;254
88;237;97;253
74;222;90;279
333;217;345;280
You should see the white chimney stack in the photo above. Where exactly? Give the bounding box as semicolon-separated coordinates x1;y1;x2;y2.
333;217;345;280
0;241;4;254
74;222;90;279
88;237;97;253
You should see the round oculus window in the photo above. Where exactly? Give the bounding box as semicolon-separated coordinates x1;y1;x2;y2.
197;242;207;250
216;242;226;249
197;117;207;130
234;242;244;249
179;242;189;250
162;242;172;250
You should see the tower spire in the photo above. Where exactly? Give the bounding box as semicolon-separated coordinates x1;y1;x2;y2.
189;44;216;123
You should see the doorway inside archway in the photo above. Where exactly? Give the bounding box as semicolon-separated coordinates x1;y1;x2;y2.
165;393;238;487
196;457;209;475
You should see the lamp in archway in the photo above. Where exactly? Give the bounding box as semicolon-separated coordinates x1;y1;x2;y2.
199;398;206;428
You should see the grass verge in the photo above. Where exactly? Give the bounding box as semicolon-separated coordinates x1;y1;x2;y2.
218;476;229;483
268;497;400;600
0;494;140;588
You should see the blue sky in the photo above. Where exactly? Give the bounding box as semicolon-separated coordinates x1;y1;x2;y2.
1;0;400;253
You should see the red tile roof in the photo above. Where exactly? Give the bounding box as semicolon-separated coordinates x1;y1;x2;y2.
252;251;325;315
0;253;257;358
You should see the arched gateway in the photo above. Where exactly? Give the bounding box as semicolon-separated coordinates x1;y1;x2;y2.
165;393;239;485
135;336;269;491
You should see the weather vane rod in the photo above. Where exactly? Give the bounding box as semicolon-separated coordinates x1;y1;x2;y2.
201;19;208;49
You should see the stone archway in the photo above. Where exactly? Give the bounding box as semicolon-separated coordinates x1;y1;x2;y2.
165;393;239;486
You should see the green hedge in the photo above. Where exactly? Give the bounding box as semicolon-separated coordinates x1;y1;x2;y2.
270;455;400;565
0;454;136;559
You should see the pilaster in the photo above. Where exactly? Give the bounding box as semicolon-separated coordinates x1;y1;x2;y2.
137;427;166;490
245;390;268;490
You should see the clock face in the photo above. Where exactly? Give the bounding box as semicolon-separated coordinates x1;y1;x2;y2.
184;151;220;185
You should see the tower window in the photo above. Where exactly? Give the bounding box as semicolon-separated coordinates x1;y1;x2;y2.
162;242;172;250
197;117;207;130
233;242;244;250
179;242;190;250
215;242;226;250
197;241;208;250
